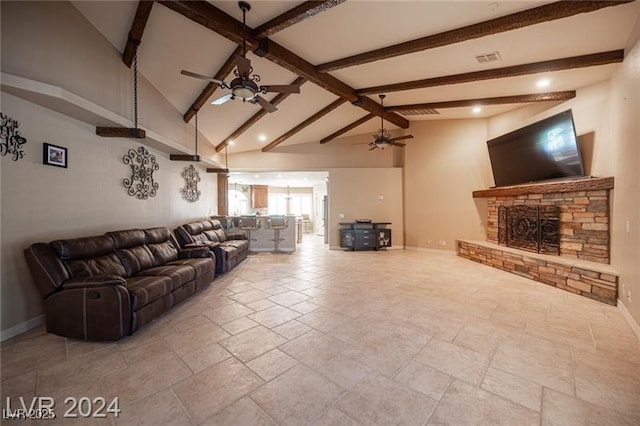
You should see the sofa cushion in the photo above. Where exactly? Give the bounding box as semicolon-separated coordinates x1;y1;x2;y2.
203;230;220;243
169;258;214;278
144;228;179;266
107;229;146;249
52;235;114;260
64;253;127;279
115;245;155;277
137;264;195;290
213;228;227;243
183;222;204;235
125;275;173;311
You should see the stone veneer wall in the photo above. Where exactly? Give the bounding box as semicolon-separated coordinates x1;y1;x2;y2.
464;178;617;305
457;240;618;305
485;190;610;263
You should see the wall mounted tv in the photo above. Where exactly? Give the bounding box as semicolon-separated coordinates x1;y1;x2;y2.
487;109;585;187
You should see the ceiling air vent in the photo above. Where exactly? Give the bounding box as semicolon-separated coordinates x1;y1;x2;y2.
475;51;501;63
397;108;440;116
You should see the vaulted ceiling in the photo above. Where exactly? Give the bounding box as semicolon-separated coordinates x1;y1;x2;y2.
72;1;640;154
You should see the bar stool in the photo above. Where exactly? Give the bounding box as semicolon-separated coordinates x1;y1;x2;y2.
268;215;288;253
238;216;260;250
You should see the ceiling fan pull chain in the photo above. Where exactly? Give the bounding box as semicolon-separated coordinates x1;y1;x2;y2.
133;54;139;129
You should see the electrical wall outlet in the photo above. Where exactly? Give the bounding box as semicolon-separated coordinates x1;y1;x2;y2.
627;220;631;233
339;213;344;219
628;290;632;303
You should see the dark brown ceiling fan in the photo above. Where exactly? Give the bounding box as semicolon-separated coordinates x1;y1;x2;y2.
368;94;413;150
180;1;300;113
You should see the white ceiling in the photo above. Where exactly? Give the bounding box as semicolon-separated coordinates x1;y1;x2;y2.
229;170;328;188
72;1;640;154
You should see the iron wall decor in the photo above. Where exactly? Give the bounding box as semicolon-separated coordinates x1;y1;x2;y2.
122;146;159;199
181;164;201;203
0;113;27;161
43;143;68;168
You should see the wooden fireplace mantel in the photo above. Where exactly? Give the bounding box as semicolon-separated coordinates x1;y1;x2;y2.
472;176;614;198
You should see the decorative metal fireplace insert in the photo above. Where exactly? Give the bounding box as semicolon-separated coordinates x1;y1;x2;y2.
498;205;560;255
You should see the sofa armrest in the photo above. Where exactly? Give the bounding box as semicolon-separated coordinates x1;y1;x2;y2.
62;275;126;289
178;246;210;259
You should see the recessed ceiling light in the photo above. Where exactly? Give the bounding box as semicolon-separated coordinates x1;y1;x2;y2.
258;134;267;142
228;140;235;145
277;174;283;178
472;106;482;114
254;174;259;178
536;78;550;88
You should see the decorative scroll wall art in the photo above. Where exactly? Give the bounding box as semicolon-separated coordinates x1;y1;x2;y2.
180;164;201;203
122;146;159;199
0;113;27;161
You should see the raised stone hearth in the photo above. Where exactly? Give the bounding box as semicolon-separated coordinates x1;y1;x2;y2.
459;177;618;304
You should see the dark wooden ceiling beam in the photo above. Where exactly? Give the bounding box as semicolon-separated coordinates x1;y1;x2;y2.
123;1;154;68
183;46;242;123
387;91;576;112
253;0;346;39
317;1;632;72
158;0;409;129
358;50;624;95
214;77;307;152
262;98;346;152
319;113;375;144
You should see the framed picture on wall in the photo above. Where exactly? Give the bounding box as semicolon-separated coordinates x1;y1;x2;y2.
43;143;67;168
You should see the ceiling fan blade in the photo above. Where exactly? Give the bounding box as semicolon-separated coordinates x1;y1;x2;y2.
391;134;414;142
211;93;234;105
235;55;251;78
368;146;377;151
261;84;300;94
254;95;277;113
391;142;406;147
181;70;226;85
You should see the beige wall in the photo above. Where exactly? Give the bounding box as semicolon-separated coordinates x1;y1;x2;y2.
404;119;491;250
0;1;219;336
328;168;404;249
609;30;640;325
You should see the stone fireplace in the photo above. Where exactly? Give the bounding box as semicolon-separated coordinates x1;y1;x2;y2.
457;177;618;305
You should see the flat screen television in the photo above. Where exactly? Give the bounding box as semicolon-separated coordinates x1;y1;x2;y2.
487;109;585;187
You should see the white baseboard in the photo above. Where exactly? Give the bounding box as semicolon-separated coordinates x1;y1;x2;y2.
617;300;640;342
0;315;45;342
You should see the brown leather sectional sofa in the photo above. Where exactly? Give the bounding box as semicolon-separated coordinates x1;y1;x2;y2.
174;219;249;275
24;227;214;341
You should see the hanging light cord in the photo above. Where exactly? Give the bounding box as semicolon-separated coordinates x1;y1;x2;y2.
195;112;198;155
133;54;139;129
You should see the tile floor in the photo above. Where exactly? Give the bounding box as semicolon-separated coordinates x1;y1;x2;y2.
2;236;639;425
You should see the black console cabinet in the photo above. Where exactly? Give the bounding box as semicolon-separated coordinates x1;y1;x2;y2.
339;222;391;251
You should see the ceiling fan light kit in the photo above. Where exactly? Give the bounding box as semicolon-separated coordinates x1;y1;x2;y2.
181;1;300;113
368;94;413;150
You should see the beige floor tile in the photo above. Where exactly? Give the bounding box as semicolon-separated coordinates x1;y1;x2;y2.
336;371;436;425
1;333;67;381
247;299;278;311
173;357;263;424
481;367;542;412
573;349;640;420
312;408;359;425
297;308;353;333
122;340;172;365
490;335;575;395
163;322;230;357
251;364;344;426
541;387;639;426
102;351;191;404
429;380;539;425
248;305;302;328
280;329;347;369
179;342;232;374
117;316;176;351
218;325;287;362
268;290;310;307
0;371;36;400
229;289;271;305
453;320;523;356
220;316;259;335
115;388;193;425
404;310;467;342
414;339;489;386
272;320;313;339
201;397;276;426
394;360;452;400
290;300;321;314
202;302;255;325
247;348;298;381
316;353;372;390
167;313;214;332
